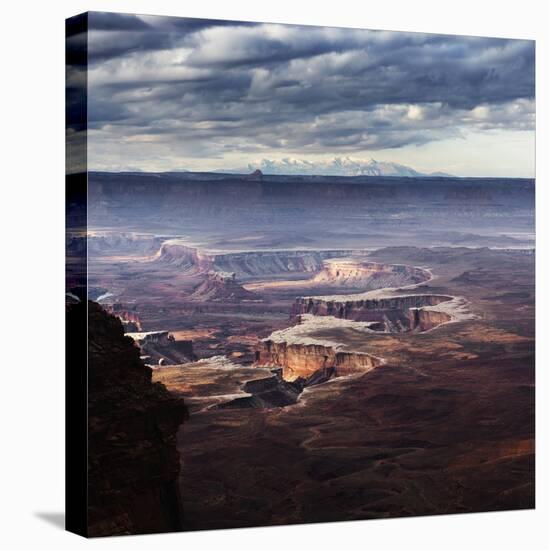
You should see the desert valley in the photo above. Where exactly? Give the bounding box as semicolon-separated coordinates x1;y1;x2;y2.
66;171;534;533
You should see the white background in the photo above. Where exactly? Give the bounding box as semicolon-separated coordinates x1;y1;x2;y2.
0;0;546;548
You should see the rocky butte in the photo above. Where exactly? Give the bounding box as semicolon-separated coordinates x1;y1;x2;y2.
256;339;382;381
254;314;386;381
188;271;258;302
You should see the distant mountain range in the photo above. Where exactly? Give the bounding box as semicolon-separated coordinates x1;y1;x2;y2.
217;157;453;177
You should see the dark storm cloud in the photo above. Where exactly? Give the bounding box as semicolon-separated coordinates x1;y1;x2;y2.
87;12;259;63
88;12;151;31
85;13;535;165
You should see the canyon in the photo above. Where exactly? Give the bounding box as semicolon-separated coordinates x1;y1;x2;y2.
71;172;534;534
167;245;533;530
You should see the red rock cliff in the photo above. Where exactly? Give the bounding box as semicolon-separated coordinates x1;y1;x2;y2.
255;340;382;381
408;307;452;331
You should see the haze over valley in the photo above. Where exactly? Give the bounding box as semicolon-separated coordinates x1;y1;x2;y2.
67;170;534;532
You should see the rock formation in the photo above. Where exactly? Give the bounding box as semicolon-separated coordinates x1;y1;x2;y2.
246;169;264;181
255;340;382;381
214;367;303;408
311;260;430;288
292;293;453;328
81;301;188;536
211;250;351;279
188;271;258;302
87;233;165;258
155;242;352;280
127;330;196;366
156;241;213;273
104;305;142;332
408;307;452;331
246;259;431;293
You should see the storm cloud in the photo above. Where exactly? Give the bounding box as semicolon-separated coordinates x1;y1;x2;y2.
84;12;535;175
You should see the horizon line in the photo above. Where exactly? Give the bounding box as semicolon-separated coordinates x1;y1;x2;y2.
85;169;536;180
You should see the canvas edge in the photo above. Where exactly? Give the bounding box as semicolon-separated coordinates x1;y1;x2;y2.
65;11;89;539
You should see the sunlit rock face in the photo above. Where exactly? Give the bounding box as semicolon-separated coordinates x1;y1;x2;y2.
312;260;430;288
155;241;355;280
243;259;431;293
256;291;468;381
211;250;349;279
255;340;382;381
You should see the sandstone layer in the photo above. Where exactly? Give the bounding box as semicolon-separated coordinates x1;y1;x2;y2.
255;340;382;381
246;259;430;292
155;241;353;279
292;293;451;322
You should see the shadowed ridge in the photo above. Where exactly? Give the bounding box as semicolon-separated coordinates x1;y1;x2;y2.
73;301;188;537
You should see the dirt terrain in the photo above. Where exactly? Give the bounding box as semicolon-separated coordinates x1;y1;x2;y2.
77;173;534;530
149;245;533;530
89;241;534;529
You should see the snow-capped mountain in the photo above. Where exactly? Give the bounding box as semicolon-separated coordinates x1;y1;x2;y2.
220;157;452;177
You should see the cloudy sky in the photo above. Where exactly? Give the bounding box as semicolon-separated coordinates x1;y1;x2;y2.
80;12;535;177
